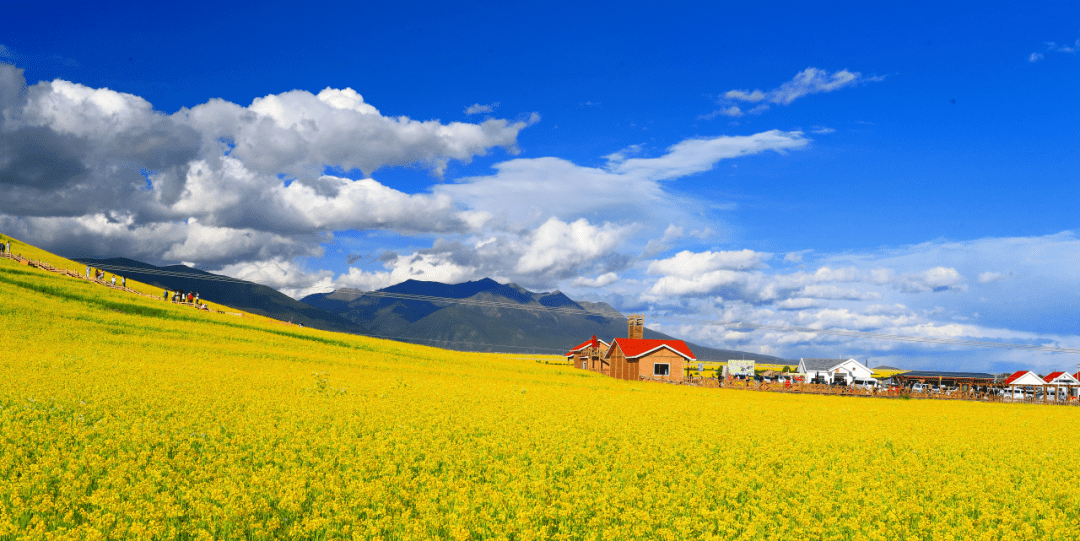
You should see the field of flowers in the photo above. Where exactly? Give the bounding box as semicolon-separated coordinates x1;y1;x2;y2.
3;243;1080;540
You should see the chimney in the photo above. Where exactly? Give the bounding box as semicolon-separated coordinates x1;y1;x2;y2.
628;314;644;339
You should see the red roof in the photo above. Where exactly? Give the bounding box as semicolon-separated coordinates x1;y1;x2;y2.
1044;371;1065;383
564;337;609;357
605;338;696;361
1003;370;1030;385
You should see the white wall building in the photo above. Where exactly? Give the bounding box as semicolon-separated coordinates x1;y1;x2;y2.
797;358;874;385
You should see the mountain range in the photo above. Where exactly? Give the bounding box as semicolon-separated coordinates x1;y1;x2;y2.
77;257;787;363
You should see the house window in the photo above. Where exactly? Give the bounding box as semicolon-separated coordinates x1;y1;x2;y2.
654;363;670;376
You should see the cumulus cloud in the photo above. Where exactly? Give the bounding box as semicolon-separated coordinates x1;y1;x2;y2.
721;68;883;108
516;218;633;276
1029;52;1045;63
0;62;531;267
642;243;966;306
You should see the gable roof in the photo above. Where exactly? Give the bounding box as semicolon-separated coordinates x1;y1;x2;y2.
800;358;845;371
605;338;696;361
1004;370;1045;386
1044;371;1080;385
564;337;609;357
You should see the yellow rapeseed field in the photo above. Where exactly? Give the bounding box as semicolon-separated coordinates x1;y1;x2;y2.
2;242;1080;540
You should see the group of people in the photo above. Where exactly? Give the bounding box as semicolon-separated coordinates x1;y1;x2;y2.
85;266;126;288
164;289;200;306
0;240;9;255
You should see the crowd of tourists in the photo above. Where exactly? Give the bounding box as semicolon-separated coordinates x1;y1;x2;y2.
163;289;203;307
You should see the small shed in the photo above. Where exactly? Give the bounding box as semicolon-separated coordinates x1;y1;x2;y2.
606;338;696;382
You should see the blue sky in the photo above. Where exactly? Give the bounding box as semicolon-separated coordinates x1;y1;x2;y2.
1;1;1078;370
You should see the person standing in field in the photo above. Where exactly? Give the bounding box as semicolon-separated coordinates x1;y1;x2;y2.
194;292;200;305
86;266;90;278
163;290;168;300
110;276;116;286
122;276;126;288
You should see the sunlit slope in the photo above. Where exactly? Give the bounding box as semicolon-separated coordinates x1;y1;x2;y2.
0;232;250;320
3;251;1080;539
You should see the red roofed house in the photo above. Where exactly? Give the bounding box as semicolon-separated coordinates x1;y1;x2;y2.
564;315;696;382
605;337;696;382
1004;370;1045;387
1043;371;1080;401
566;335;609;373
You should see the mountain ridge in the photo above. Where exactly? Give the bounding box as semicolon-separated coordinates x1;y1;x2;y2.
72;257;787;362
302;277;789;362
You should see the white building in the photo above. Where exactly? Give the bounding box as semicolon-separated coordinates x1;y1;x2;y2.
797;358;875;385
1042;371;1080;399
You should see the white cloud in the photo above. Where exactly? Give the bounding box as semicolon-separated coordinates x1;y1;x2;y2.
572;272;619;288
516;217;633;275
1031;39;1079;62
891;267;967;293
335;251;478;293
437;130;808;229
701;106;744;119
722;68;882;107
464;102;499;115
810;127;835;134
629;234;1080;371
217;258;335;300
784;250;811;263
647;249;770;278
0;63;531;268
1046;40;1078;54
978;271;1006;283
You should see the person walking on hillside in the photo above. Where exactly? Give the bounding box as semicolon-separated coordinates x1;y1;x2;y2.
86;266;90;278
122;276;126;288
163;290;168;300
110;276;116;287
194;292;200;305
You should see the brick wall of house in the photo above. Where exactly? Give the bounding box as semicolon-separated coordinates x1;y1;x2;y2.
639;349;685;382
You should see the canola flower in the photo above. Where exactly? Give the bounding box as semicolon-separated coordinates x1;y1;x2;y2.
2;246;1080;540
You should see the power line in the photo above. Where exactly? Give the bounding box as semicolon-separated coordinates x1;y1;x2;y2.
358;290;625;318
78;262;1080;355
81;263;255;285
